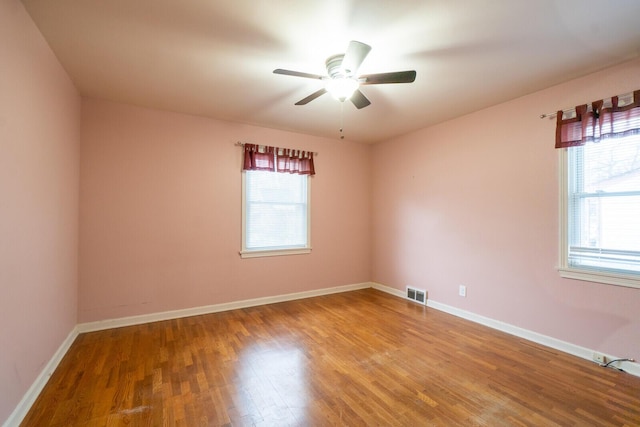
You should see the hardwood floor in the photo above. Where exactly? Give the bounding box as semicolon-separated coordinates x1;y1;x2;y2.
21;289;640;426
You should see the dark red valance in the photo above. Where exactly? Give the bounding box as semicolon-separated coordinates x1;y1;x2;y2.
555;90;640;148
243;144;315;175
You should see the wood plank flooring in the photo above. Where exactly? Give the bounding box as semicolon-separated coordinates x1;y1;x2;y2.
21;289;640;426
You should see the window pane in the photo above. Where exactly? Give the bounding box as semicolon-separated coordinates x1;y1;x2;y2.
582;135;640;193
245;170;308;251
574;195;640;251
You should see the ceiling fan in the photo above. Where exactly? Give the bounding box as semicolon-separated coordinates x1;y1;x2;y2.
274;40;416;109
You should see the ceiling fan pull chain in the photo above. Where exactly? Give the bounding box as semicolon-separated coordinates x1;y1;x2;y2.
340;101;345;140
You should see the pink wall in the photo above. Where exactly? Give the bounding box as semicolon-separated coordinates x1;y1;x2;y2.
372;58;640;360
0;0;80;423
79;99;371;322
3;2;638;419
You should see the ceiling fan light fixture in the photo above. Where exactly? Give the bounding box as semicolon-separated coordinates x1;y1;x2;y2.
326;77;359;102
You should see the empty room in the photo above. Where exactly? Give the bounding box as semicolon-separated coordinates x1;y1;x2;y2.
2;0;640;425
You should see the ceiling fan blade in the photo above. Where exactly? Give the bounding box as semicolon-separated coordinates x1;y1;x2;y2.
274;69;325;80
340;41;372;76
350;89;371;109
360;70;417;84
295;88;327;105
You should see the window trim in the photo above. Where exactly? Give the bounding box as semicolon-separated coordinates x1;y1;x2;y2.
557;148;640;289
240;170;312;259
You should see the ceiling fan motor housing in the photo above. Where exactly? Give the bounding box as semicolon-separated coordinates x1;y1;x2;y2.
326;54;347;78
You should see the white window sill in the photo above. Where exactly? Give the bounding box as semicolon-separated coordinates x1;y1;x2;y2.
240;247;311;259
558;267;640;289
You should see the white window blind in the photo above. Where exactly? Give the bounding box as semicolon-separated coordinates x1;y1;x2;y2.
565;133;640;280
242;170;310;256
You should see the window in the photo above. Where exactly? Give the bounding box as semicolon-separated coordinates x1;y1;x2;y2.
241;170;311;258
559;133;640;288
239;143;315;258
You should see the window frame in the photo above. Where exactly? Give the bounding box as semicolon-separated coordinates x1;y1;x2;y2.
240;170;312;259
558;147;640;289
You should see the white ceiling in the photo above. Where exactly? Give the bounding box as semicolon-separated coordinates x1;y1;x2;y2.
22;0;640;144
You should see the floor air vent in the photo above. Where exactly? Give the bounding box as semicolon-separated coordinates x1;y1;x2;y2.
406;286;427;305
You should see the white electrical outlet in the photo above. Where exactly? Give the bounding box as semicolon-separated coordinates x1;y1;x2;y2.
592;352;606;364
459;285;467;297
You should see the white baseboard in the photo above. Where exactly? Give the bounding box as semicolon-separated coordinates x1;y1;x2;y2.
371;282;405;298
77;282;374;333
372;282;639;377
3;327;80;427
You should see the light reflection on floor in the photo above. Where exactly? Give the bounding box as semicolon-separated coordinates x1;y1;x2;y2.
235;341;308;424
